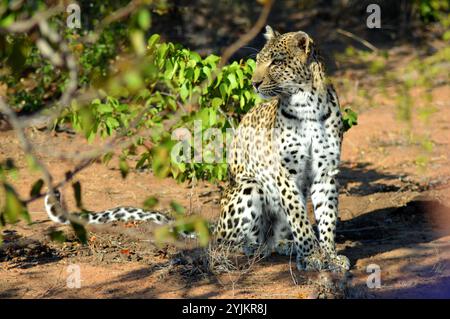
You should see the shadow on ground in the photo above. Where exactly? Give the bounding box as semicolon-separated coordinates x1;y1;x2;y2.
0;230;62;269
338;161;404;195
338;198;450;262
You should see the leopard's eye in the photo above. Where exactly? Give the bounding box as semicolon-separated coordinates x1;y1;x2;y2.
271;57;284;65
271;54;285;65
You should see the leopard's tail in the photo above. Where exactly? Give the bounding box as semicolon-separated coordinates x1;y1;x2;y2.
44;190;197;238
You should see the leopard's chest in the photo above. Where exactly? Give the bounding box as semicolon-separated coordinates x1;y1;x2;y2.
275;102;328;160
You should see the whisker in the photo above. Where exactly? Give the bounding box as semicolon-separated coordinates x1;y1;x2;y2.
242;46;260;53
279;83;307;89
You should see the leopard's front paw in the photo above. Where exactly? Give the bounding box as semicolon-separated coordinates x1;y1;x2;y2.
274;240;295;256
243;243;271;257
242;244;257;256
325;254;350;273
297;253;325;271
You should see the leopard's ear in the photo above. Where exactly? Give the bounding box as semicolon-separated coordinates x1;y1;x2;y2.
264;25;280;41
294;31;312;56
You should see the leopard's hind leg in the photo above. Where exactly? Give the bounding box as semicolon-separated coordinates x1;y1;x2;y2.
215;180;269;256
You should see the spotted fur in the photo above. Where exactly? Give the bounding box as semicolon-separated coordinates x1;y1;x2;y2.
44;190;195;238
215;26;350;272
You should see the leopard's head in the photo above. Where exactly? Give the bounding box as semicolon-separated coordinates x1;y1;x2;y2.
252;26;325;98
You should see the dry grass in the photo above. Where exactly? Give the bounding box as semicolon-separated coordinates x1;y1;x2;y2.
171;240;267;284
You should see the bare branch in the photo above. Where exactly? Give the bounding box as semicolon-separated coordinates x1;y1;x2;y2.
82;0;145;43
0;97;69;222
0;5;64;34
217;0;274;70
336;28;379;53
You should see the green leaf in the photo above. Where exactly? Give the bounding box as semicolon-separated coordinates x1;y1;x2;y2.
0;14;15;28
30;179;44;198
72;182;83;209
211;97;223;108
238;95;245;109
154;225;177;244
342;108;358;132
189;51;201;62
136;152;150;169
143;196;158;209
137;9;151;30
227;73;238;89
147;34;160;49
119;158;129;179
2;183;30;224
49;230;66;243
26;155;39;171
96;104;113;114
106;117;120;130
130;30;146;56
79;106;95;139
209;108;217;126
102;152;114;165
236;69;244;87
204;54;220;66
443;30;450;41
193;67;201;82
203;66;211;83
71;221;87;245
194;218;210;247
246;59;256;69
179;83;189;101
170;201;185;215
215;72;223;88
219;83;228;99
124;70;143;91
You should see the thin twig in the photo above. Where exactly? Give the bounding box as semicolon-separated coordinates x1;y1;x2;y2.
187;0;274;108
288;243;298;286
82;0;144;43
336;28;379;53
0;5;64;34
0;97;68;222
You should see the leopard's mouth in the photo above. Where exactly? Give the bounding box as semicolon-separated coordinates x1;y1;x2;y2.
255;90;273;99
256;85;281;99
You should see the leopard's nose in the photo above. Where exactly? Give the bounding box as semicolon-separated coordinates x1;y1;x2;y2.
252;81;262;89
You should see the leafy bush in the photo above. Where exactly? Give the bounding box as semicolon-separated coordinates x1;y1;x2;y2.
62;34;262;182
416;0;449;23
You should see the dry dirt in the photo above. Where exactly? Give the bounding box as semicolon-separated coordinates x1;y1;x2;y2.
1;68;449;299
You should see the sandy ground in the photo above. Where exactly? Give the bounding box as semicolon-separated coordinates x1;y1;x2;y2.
0;61;449;299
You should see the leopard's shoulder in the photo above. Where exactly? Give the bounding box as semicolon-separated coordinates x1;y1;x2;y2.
239;98;279;130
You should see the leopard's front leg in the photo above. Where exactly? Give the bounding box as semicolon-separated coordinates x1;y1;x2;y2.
275;173;323;271
310;170;350;272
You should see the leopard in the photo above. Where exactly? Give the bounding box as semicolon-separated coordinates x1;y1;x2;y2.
43;26;349;272
213;26;350;272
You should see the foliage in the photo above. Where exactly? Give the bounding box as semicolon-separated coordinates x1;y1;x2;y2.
62;34;262;182
0;159;30;245
0;0;170;112
336;36;449;173
342;108;358;132
415;0;449;23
